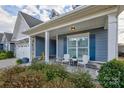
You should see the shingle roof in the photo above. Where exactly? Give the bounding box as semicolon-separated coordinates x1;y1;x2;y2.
0;33;3;42
20;12;43;28
4;32;13;42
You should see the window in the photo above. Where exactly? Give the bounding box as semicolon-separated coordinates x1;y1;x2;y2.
67;33;89;60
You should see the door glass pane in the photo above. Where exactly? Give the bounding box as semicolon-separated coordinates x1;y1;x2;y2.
78;37;88;47
78;48;88;59
68;38;76;47
68;48;76;58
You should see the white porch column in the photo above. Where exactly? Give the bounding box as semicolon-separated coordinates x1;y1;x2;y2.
108;13;118;61
45;31;49;62
56;34;58;61
29;36;32;63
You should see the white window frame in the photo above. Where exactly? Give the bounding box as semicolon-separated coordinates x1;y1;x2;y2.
67;33;89;60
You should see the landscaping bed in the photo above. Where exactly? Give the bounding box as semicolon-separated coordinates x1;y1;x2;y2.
0;63;95;88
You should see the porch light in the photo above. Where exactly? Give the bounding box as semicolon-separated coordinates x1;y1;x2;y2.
70;26;76;31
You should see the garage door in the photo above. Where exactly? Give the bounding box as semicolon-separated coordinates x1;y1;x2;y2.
16;43;30;59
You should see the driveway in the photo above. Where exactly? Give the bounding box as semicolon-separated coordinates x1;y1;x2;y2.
0;58;17;69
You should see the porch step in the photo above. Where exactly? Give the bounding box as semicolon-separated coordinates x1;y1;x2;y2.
86;63;100;70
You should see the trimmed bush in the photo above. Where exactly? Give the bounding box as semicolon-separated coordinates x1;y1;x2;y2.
69;72;95;88
98;59;124;88
16;59;23;65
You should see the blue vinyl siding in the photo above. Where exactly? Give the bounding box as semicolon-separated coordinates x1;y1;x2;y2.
58;27;108;62
35;36;56;58
35;36;45;57
90;28;108;61
90;34;96;61
63;36;67;54
0;44;3;50
58;36;64;58
50;39;56;57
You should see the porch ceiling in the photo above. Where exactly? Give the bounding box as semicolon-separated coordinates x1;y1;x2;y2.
37;15;107;38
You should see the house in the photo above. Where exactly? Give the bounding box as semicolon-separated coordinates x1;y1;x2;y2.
1;32;15;52
12;5;124;63
0;33;3;51
12;12;43;59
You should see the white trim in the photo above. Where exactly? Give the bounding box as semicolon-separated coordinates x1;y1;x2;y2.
67;32;89;60
107;13;118;61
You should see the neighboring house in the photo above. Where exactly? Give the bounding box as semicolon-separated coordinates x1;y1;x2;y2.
118;43;124;54
13;5;124;63
1;32;15;52
12;12;43;59
0;33;3;51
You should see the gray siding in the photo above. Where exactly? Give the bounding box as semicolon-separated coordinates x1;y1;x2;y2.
58;27;108;62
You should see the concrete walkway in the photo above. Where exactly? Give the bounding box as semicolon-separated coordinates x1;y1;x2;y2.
0;58;17;69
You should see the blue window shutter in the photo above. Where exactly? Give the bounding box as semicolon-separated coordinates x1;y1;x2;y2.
64;36;67;54
90;34;96;60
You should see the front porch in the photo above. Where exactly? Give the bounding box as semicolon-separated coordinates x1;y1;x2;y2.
30;15;117;63
24;6;123;63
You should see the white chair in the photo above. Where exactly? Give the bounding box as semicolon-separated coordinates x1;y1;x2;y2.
78;55;89;68
62;54;70;64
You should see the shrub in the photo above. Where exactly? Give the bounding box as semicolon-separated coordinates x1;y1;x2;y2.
0;52;7;60
16;59;23;65
29;63;69;81
28;62;47;71
0;63;95;88
43;78;74;88
6;51;14;58
69;72;95;88
45;67;69;81
0;70;45;88
0;51;14;60
98;59;124;88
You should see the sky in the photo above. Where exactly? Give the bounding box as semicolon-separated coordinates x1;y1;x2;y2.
0;5;74;33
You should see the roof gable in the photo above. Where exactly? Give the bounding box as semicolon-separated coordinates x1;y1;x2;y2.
20;12;43;28
2;32;13;42
4;32;13;42
12;12;30;41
